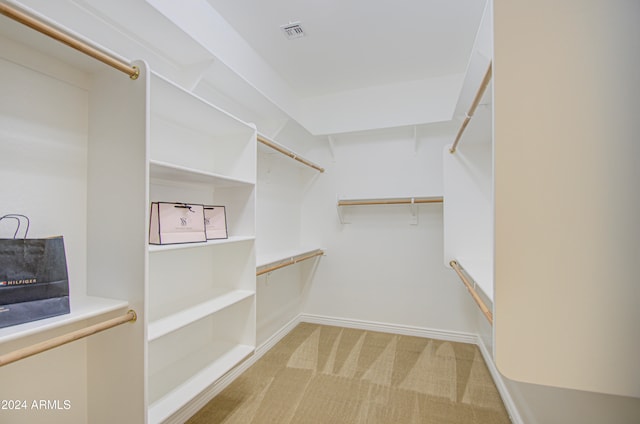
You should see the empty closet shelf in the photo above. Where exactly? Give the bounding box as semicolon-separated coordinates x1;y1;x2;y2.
148;342;254;424
148;290;255;341
337;196;443;206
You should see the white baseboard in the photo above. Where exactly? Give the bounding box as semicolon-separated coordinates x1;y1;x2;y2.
299;313;478;344
165;313;523;424
475;336;524;424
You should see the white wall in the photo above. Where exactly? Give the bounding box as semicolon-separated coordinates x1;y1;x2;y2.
300;125;478;333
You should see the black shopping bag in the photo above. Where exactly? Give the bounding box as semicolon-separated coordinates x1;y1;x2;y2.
0;214;70;329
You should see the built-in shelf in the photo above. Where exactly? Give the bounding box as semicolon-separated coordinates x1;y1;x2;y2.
257;133;325;173
148;342;254;424
337;196;443;206
336;196;443;224
256;247;324;268
148;236;255;253
0;296;129;344
149;160;254;188
151;72;254;141
148;290;255;341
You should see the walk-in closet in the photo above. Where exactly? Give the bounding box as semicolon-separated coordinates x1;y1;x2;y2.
1;1;638;423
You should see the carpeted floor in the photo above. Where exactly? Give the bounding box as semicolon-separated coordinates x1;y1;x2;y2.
187;323;511;423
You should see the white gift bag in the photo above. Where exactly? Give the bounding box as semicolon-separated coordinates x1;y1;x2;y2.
203;205;228;240
149;202;207;245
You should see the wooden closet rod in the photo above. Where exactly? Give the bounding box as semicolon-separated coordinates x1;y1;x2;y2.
257;135;325;173
0;310;137;367
257;249;324;276
449;261;493;324
338;197;443;207
0;3;139;80
449;61;492;154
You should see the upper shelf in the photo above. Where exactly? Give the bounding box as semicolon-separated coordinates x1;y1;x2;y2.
336;196;443;224
149;160;254;188
150;72;254;139
337;196;443;207
257;133;325;173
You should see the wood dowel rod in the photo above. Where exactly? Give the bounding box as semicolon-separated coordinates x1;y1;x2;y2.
0;310;137;367
468;61;493;118
449;116;471;154
338;197;443;206
257;250;324;276
257;135;325;173
449;261;493;325
0;3;139;80
450;61;492;154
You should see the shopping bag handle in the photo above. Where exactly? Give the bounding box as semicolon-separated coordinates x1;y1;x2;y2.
0;214;30;239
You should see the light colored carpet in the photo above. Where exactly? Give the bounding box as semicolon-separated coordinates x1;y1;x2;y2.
187;323;511;423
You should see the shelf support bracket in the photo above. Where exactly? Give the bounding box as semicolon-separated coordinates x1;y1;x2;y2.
409;197;418;225
327;136;336;161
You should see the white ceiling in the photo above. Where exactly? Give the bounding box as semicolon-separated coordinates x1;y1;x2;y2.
9;0;488;134
204;0;487;98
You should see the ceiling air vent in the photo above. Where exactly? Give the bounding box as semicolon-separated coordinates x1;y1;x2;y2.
280;22;305;39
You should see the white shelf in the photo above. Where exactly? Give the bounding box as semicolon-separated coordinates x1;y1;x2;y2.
148;235;255;253
256;247;325;268
336;195;443;224
149;160;254;187
148;342;254;424
151;72;253;138
450;257;493;302
0;295;129;344
337;195;443;206
148;290;255;341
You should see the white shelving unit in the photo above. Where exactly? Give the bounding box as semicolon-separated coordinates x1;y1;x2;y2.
0;9;257;423
0;10;146;424
146;72;257;424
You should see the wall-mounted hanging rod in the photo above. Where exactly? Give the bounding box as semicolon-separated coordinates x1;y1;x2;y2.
0;3;139;80
257;134;325;173
0;310;137;367
337;196;443;207
449;61;492;154
257;249;324;276
449;261;493;324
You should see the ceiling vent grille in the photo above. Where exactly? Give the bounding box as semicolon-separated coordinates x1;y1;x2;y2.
280;22;305;39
